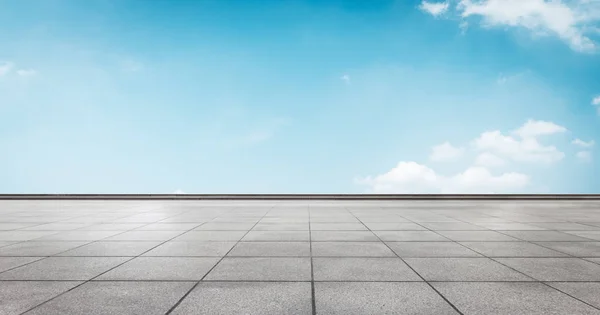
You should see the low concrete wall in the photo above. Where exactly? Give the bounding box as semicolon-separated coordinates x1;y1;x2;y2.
1;194;600;200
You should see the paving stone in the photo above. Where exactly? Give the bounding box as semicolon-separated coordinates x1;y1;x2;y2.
144;241;236;256
0;231;59;241
36;230;124;241
0;257;44;273
433;282;600;315
313;257;421;281
77;223;146;231
312;242;396;257
535;242;600;257
419;222;488;230
97;257;219;280
475;222;547;230
171;282;312;315
436;230;519;241
104;230;184;241
563;231;600;241
388;242;482;257
547;282;600;309
228;242;310;256
404;258;533;281
530;222;600;230
315;282;458;315
374;230;449;241
22;223;91;231
174;230;247;241
310;223;367;231
311;231;379;241
496;258;600;281
204;257;311;281
195;222;256;230
500;231;592;241
24;281;194;315
135;223;202;231
242;230;309;241
57;241;161;256
362;222;425;230
460;242;569;257
0;241;89;256
0;257;129;280
252;223;309;231
0;281;82;315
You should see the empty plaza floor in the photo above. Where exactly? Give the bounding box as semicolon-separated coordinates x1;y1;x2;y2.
1;199;600;314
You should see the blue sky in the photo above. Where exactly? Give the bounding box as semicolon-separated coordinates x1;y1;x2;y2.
1;0;599;194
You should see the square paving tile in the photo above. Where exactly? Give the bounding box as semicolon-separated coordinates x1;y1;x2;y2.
143;241;236;256
252;223;309;231
97;257;219;280
104;230;184;241
0;231;59;241
315;282;458;315
170;282;312;315
564;231;600;241
0;256;44;272
0;241;89;256
475;222;547;230
174;230;247;241
195;222;255;230
0;281;82;315
78;223;146;231
530;222;600;230
362;222;426;230
404;258;533;281
500;230;592;241
36;231;124;241
419;222;488;230
0;257;129;280
387;242;482;257
374;230;449;241
228;242;310;256
313;257;421;281
547;282;600;309
22;223;91;231
24;281;194;315
432;282;600;315
312;242;396;257
460;242;569;257
242;230;309;241
311;231;379;241
496;258;600;281
135;223;201;231
204;257;311;281
436;230;519;241
535;242;600;257
57;241;161;256
310;223;367;231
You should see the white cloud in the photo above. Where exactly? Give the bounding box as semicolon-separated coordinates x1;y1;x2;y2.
356;162;528;193
341;74;351;85
0;62;13;76
572;138;595;148
419;1;450;17
474;152;506;167
430;142;464;161
512;119;567;138
16;69;37;77
473;130;565;163
455;0;600;52
576;151;592;162
593;95;600;106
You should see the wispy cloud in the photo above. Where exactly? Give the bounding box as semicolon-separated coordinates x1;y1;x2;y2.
576;151;592;162
0;62;14;76
572;138;595;148
429;142;464;162
419;1;450;17
341;74;351;85
16;69;37;77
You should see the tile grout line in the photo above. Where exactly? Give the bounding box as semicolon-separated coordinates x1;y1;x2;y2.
344;206;466;315
308;203;316;315
164;203;276;315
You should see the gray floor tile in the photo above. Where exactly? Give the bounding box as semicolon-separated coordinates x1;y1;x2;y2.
311;231;379;241
22;223;91;231
433;282;600;315
0;257;44;273
312;242;396;257
0;231;59;241
0;257;129;280
310;223;367;231
313;257;421;281
104;230;184;241
135;223;201;231
143;241;236;256
496;258;600;281
57;241;161;256
564;231;600;241
404;258;533;281
535;242;600;257
171;282;312;315
315;282;458;315
500;230;592;241
252;223;309;231
0;241;89;256
242;230;309;241
228;242;310;256
475;222;547;230
436;230;519;241
530;222;600;230
374;230;449;241
460;242;569;257
204;257;311;281
174;230;247;241
77;223;146;231
388;242;482;257
547;282;600;309
195;222;255;230
0;281;82;315
36;231;124;241
24;281;194;315
97;257;219;280
419;222;488;230
362;222;425;230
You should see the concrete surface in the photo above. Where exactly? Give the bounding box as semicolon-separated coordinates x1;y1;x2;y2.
0;199;600;314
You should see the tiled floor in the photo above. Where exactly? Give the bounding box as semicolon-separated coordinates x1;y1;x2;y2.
1;199;600;314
